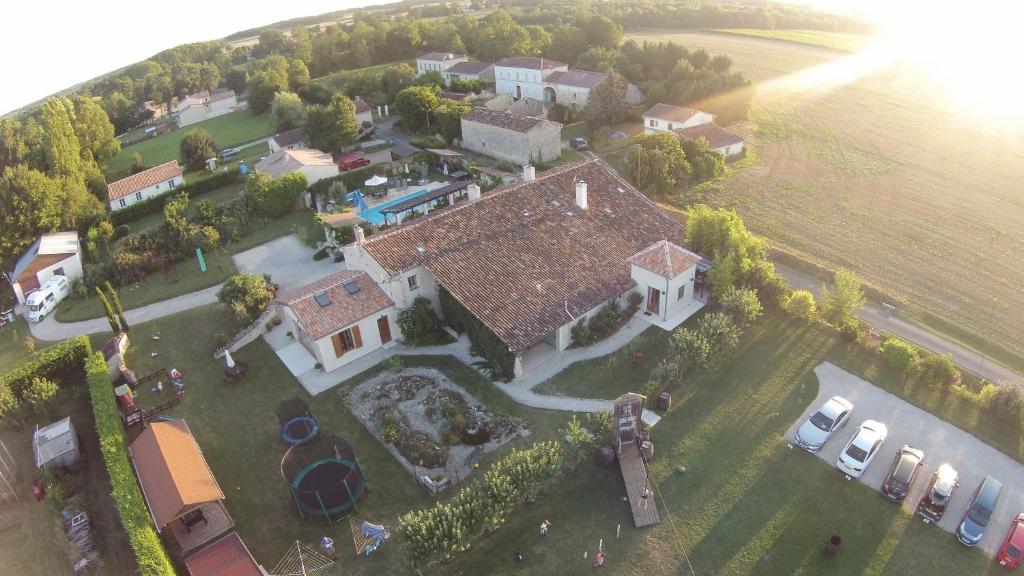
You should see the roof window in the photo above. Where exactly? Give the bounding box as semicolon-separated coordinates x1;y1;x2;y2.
342;280;361;295
314;292;332;307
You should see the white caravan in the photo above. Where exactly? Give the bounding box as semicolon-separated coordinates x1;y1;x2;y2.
26;275;69;323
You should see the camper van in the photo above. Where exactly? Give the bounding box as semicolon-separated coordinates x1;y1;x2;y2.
26;275;69;323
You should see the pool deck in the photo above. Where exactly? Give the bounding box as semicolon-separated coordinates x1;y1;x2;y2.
357;181;451;225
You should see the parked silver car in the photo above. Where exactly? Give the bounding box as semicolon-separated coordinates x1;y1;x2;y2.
793;396;853;452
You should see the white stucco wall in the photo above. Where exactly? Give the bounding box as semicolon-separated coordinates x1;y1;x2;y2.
494;66;549;100
356;109;373;126
207;96;237;117
554;290;634;350
552;84;592;109
315;308;401;372
630;263;698;320
109;176;182;211
12;252;83;305
642;111;714;133
717;141;745;158
298;164;340;187
416;56;467;76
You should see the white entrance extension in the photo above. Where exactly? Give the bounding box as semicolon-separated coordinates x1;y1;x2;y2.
627;240;707;331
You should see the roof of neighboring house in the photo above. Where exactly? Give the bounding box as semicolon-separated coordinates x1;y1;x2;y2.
675;123;744;149
207;89;236;103
276;270;394;340
359;160;691;350
495;56;566;70
184;532;263;576
107;160;183;201
128;420;224;529
255;148;336;178
461;107;560;134
389;142;420;159
353;96;371;114
545;69;607;89
642;103;706;123
271;128;304;148
446;61;494;75
438;91;471;101
418;51;465;62
187;90;211;101
627;240;702;279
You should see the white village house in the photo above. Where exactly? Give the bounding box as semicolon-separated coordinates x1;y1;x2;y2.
176;89;238;127
275;270;402;373
306;159;708;377
444;61;495;86
106;160;183;211
254;147;338;186
9;232;83;304
493;56;641;109
676;123;745;158
642;103;715;133
460;107;562;166
415;52;468;76
267;128;305;153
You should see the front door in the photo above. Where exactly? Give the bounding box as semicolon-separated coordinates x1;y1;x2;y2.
646;287;660;315
377;316;392;344
515;85;522;99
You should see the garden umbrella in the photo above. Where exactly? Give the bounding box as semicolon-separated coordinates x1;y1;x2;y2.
364;175;387;187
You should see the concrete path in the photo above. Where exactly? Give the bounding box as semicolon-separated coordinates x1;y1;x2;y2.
786;362;1024;555
777;264;1022;384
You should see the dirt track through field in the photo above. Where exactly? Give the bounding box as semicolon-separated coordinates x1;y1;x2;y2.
628;31;1024;358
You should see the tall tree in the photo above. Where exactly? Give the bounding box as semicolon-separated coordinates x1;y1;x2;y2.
433;99;470;144
287;59;311;91
0;117;27;174
39;97;82;179
270;92;306;132
582;73;629;130
394;86;439;132
71;95;120;166
95;285;120;334
179;128;217;171
0;166;64;269
105;281;129;332
625;131;692;196
821;269;866;325
303;94;358;154
583;15;623;51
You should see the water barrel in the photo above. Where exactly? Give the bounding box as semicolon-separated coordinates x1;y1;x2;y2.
825;534;843;556
657;392;672;410
640;440;654;460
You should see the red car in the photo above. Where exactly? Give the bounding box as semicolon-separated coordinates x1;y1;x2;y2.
338;154;371;171
999;513;1024;569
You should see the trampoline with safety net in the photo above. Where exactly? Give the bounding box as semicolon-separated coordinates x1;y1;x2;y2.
280;433;367;519
276;398;320;446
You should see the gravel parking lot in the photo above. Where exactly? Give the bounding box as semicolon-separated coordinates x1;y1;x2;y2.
786;362;1024;555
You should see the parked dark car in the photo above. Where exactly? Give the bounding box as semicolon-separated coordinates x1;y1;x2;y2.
917;463;959;522
569;137;589;151
958;476;1003;546
338;153;371;171
881;445;924;501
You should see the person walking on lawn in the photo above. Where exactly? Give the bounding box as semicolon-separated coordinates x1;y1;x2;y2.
540;519;551;537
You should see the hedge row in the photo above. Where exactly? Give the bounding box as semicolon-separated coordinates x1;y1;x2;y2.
86;352;175;576
111;168;241;226
0;336;92;419
439;287;516;379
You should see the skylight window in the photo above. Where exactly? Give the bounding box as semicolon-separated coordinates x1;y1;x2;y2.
416;245;427;254
314;292;332;307
603;207;614;215
343;280;360;295
551;200;561;207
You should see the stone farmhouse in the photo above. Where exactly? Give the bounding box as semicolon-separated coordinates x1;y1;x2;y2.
460;107;562;166
176;89;238;127
106;160;183;211
306;159;709;376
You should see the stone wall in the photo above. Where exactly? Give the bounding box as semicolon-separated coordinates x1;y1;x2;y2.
213;307;276;358
460;120;562;166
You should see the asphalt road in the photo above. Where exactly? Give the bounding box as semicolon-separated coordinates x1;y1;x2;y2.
786;362;1024;555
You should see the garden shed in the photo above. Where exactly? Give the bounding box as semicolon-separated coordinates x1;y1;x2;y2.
33;417;79;469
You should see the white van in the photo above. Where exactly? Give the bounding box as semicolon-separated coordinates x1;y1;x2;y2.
27;275;69;323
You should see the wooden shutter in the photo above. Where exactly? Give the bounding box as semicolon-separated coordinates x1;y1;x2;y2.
352;325;363;348
332;333;343;357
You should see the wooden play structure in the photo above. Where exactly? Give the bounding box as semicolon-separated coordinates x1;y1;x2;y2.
613;393;661;528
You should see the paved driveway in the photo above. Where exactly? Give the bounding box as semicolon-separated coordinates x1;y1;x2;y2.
232;235;340;293
786;362;1024;555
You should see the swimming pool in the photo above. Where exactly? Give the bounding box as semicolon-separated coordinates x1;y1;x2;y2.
356;188;434;226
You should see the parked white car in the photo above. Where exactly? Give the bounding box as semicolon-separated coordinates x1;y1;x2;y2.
793;395;853;452
836;420;888;478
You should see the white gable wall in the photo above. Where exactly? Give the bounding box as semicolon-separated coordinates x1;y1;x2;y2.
629;263;698;320
109;176;182;211
643;111;714;133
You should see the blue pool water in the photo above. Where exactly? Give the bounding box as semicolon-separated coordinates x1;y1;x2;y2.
356;188;433;225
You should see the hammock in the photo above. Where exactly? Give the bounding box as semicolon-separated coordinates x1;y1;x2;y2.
270;541;335;576
350;518;391;556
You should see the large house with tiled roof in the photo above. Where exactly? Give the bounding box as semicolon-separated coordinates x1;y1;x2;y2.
416;52;468;77
675;123;745;158
494;57;615;109
642;103;714;133
177;88;238;127
337;159;707;376
460;107;562;165
106;160;183;211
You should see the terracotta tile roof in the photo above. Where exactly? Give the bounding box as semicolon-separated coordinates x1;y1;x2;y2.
184;532;262;576
359;160;691;350
675;123;744;149
107;160;183;201
447;61;493;75
462;107;559;134
627;240;701;279
276;270;394;340
545;69;607;89
353;96;371;114
128;420;224;529
418;51;465;61
496;56;565;70
643;103;705;123
271;128;304;148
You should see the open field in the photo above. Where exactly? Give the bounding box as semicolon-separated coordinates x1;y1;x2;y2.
625;30;1024;363
312;61;412;93
709;28;872;52
108;110;274;178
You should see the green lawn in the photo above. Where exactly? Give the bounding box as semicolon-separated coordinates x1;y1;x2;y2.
709;28;872;53
311;61;413;93
0;316;38;370
91;305;571;574
108;110;274;179
129;182;247;234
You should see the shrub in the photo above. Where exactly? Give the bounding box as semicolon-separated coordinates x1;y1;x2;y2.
627;291;643;308
217;273;274;324
440;287;516;379
880;337;918;371
821;268;866;326
837;317;867;343
986;382;1024;424
915;352;961;387
22;376;59;415
571;300;627;346
0;336;91;418
669;312;740;374
718;286;763;328
112;223;131;240
784;290;817;321
396;297;443;345
87;352;175;575
249;172;307;217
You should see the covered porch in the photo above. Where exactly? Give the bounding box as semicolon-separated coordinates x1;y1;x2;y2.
165;501;235;555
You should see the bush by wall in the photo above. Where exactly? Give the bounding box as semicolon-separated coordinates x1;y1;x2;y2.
880;337;918;371
110;168;241;226
0;336;92;419
985;382;1024;424
396;297;443;345
86;352;175;576
570;299;633;347
439;287;516;379
915;352;961;387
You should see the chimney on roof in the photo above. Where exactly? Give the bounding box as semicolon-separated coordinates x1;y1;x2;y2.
467;183;481;202
575;180;588;210
353;225;365;246
523;165;535;182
